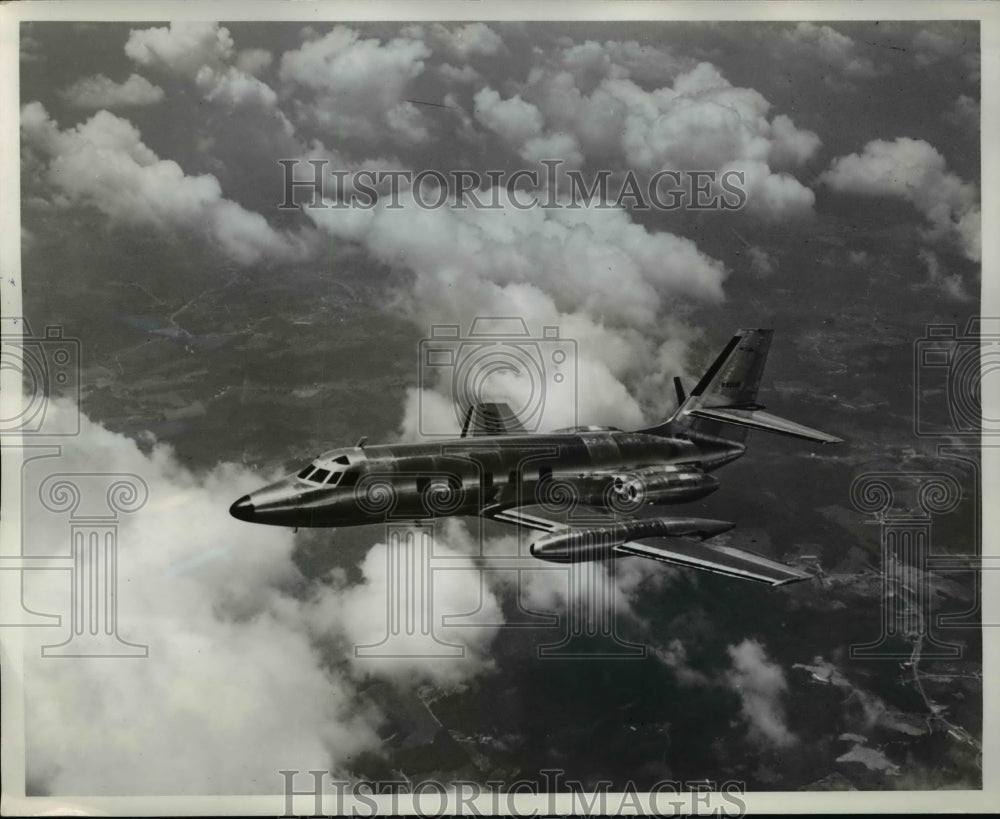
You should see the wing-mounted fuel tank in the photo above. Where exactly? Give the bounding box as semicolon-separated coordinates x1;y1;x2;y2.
565;466;719;509
530;517;733;562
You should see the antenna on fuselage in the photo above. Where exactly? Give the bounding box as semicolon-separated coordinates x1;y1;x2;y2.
673;376;686;408
355;436;368;448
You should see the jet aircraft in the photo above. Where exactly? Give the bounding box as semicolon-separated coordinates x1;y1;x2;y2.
230;329;841;586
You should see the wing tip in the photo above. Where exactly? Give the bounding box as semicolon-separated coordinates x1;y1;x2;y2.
771;570;816;587
811;430;845;444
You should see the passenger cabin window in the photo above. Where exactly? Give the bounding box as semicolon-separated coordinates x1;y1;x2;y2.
312;467;331;483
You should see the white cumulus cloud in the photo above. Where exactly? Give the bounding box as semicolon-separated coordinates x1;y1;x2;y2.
918;248;970;301
21;103;315;266
304;518;504;687
725;639;797;748
419;22;505;60
21;401;515;796
60;73;165;108
125;21;234;78
235;47;274;75
126;22;293;125
279;25;432;144
474;87;583;165
481;59;819;220
307;187;727;435
781;22;879;78
21;401;380;795
821;136;981;261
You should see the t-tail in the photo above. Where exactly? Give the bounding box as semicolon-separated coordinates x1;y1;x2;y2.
641;328;843;445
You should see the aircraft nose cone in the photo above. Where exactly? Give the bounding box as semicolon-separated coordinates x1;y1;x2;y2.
229;495;255;522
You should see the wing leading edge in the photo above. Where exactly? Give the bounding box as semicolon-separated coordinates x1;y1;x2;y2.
614;538;810;586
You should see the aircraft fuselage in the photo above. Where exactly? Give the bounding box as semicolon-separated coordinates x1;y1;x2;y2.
229;429;745;529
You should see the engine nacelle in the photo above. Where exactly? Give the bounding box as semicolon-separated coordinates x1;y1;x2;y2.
570;468;719;510
529;517;734;563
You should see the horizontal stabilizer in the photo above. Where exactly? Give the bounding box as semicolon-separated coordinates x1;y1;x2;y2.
689;407;842;444
460;402;527;438
616;537;812;586
640;329;844;446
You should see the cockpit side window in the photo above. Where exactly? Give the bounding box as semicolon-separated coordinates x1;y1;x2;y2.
340;470;359;487
311;467;331;483
326;471;342;486
297;466;315;480
334;455;350;465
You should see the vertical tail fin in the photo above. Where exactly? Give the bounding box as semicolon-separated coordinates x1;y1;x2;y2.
641;329;842;444
688;328;773;413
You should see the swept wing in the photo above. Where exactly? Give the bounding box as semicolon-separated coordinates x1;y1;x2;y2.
485;504;811;586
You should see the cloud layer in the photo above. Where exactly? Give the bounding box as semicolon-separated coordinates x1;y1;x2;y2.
21;103;314;266
279;25;432;144
22;402;510;795
307;187;728;434
22;401;374;794
725;639;797;748
822;137;981;262
60;73;165;108
473;55;820;220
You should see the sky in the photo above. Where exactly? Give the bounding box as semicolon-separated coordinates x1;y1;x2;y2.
11;15;985;802
18;19;982;437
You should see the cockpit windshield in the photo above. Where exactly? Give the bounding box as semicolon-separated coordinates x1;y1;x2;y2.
297;456;350;485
